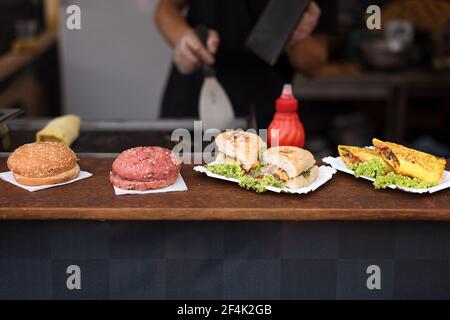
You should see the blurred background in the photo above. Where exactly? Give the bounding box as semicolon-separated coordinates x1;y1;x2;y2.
0;0;449;157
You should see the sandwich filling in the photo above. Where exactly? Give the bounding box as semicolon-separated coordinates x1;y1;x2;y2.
214;152;260;173
376;146;400;168
206;163;285;193
340;147;362;164
263;165;290;181
261;165;313;182
206;163;317;193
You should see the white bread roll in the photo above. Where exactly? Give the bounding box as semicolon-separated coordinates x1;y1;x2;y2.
215;152;240;165
215;131;266;171
262;146;316;179
285;165;319;189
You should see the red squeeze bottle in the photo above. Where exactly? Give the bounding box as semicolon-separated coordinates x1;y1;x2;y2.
267;84;305;148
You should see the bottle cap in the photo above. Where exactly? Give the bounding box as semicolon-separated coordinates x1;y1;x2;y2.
276;84;298;112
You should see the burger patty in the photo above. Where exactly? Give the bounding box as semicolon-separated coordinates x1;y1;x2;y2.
110;171;178;191
112;147;181;182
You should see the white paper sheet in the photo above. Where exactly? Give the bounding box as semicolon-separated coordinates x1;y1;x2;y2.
322;156;450;194
0;171;93;192
193;165;336;194
113;174;188;195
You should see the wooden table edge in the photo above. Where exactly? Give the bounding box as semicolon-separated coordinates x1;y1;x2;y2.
1;207;450;221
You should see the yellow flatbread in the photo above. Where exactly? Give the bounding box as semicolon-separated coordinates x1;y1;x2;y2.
338;145;392;171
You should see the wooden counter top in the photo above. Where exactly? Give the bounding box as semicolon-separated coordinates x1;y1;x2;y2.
0;157;449;221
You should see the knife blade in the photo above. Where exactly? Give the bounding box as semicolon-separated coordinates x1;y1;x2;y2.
245;0;312;66
195;26;236;131
0;109;23;123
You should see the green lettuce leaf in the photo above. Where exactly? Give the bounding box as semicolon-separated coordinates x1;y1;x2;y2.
205;164;285;193
301;168;312;178
239;175;285;193
373;172;435;189
348;159;435;189
206;164;245;179
349;159;388;178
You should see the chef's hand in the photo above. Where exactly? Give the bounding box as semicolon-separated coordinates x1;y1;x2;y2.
288;2;321;47
173;29;220;74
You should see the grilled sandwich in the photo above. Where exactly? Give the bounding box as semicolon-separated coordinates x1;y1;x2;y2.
372;138;446;185
338;145;393;171
262;146;318;189
215;131;266;171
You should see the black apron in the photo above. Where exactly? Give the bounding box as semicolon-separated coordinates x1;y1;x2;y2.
160;0;337;128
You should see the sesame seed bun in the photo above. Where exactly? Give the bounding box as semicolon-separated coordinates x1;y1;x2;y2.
110;147;182;191
7;142;80;186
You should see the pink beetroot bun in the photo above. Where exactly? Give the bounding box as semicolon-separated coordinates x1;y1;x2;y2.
110;172;179;191
110;147;182;191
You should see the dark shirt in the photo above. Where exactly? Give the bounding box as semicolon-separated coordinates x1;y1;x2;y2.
160;0;338;128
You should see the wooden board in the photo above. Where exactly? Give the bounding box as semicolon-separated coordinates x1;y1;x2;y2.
0;158;449;221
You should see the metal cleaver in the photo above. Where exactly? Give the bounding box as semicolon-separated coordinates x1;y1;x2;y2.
245;0;312;66
195;26;236;131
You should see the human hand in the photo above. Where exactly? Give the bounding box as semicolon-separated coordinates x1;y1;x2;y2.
288;1;321;47
173;29;220;74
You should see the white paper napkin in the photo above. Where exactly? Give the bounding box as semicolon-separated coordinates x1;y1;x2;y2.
113;174;188;195
193;165;336;195
322;156;450;194
0;171;93;192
